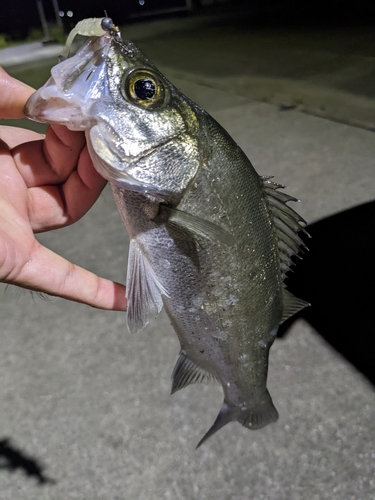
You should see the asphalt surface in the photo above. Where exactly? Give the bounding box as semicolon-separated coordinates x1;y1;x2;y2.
1;12;375;500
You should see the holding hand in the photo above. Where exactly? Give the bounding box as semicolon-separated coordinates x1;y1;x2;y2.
0;67;126;311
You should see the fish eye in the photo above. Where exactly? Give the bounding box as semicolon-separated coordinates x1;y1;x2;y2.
134;79;155;100
121;68;168;110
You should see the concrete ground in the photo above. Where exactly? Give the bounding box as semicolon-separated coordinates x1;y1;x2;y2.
0;11;375;500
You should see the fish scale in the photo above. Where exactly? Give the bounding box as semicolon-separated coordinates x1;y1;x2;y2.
25;17;309;447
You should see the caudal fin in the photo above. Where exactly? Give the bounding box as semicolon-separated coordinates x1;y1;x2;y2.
196;393;279;448
196;402;238;448
240;393;279;430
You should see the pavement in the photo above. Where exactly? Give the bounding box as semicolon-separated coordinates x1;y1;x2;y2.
0;41;63;67
1;11;375;500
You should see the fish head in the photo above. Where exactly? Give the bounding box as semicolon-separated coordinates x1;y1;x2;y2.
25;29;201;198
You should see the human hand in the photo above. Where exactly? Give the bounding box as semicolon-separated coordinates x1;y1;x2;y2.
0;67;126;310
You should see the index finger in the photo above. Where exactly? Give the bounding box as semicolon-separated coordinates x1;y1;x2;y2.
0;67;34;119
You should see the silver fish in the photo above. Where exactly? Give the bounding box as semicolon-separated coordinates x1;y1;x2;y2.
25;18;309;447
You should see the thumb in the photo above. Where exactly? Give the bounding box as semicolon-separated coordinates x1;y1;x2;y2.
0;67;34;119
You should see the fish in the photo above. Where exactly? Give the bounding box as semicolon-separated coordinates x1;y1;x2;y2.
25;18;309;447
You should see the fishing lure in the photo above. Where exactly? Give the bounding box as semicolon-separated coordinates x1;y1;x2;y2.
59;17;120;61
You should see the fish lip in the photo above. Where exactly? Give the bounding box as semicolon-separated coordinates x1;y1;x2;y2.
24;74;90;128
25;91;95;130
25;36;112;127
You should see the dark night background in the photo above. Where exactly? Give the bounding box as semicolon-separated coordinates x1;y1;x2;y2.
1;0;187;38
1;0;375;39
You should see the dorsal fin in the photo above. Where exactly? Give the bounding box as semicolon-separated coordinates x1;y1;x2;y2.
262;176;310;281
171;352;217;394
281;289;310;323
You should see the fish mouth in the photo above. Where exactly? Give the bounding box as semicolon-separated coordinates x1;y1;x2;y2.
25;35;113;130
25;78;96;130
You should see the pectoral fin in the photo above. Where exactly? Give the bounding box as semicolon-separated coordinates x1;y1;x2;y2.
157;206;235;246
126;239;168;334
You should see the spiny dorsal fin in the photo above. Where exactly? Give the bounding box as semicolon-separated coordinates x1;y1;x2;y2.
262;176;310;281
281;289;310;323
171;352;217;395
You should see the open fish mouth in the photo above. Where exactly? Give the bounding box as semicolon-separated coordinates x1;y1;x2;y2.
25;35;113;130
25;80;95;129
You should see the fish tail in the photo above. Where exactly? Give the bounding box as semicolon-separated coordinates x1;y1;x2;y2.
196;401;238;449
240;391;279;430
196;392;279;448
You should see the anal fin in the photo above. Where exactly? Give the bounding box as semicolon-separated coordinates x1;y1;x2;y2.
171;352;217;394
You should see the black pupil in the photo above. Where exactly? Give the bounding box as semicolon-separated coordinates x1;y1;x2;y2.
134;79;156;100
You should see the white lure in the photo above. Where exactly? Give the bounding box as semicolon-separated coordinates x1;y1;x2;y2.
59;17;120;61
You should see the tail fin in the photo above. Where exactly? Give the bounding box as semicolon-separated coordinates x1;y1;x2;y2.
240;392;279;430
196;402;238;449
196;393;279;448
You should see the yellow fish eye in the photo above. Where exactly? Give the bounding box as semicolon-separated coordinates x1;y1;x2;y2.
121;69;168;110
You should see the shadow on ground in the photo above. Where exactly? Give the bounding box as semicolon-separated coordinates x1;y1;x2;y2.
279;200;375;386
0;438;56;485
